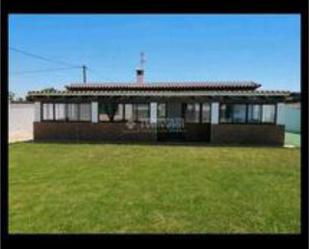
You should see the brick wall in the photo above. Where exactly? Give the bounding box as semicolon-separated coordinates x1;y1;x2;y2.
184;123;211;142
33;122;285;145
210;124;285;145
34;122;157;142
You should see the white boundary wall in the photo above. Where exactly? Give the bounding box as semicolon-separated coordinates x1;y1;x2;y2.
9;103;35;142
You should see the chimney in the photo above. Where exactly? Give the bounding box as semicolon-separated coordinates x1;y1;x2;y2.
136;68;144;85
136;52;145;85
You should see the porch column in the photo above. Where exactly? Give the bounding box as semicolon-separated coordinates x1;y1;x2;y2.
91;102;98;123
276;103;285;125
34;101;41;122
150;102;157;124
211;102;219;124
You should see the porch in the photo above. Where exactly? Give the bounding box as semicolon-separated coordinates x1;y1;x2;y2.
32;99;285;145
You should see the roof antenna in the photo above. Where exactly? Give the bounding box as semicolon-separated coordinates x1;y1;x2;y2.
140;51;146;69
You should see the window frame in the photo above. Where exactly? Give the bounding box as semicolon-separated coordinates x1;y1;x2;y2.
98;103;126;123
78;103;92;122
41;102;92;122
261;104;277;124
133;103;150;123
201;103;211;123
54;103;67;121
157;102;167;120
183;103;211;124
41;102;55;121
67;103;80;122
219;103;277;125
247;104;262;124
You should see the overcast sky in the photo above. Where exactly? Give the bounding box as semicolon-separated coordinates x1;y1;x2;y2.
9;14;300;97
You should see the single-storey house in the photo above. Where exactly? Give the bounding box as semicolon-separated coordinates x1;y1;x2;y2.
27;69;299;145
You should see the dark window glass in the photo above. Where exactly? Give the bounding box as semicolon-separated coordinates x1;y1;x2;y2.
220;104;232;123
67;104;78;121
136;104;149;122
79;103;91;121
42;103;54;120
220;104;246;123
157;103;166;119
55;103;66;121
233;104;246;123
202;103;211;123
185;103;200;123
98;103;110;121
98;103;124;122
248;105;261;123
262;105;276;123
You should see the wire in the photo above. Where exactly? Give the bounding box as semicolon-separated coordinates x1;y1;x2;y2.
9;47;117;82
10;66;82;75
9;47;80;67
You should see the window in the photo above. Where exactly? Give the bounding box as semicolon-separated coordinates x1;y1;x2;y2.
220;104;232;123
202;103;211;123
98;103;110;121
248;104;261;123
220;104;246;123
185;103;200;123
42;103;91;122
262;104;276;123
157;103;166;119
79;103;91;121
99;103;124;122
67;104;79;121
135;104;150;122
42;103;54;120
55;103;66;121
233;104;246;123
125;104;134;121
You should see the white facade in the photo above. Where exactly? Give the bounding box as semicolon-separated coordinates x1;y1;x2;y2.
211;102;219;124
9;103;35;143
150;102;157;124
91;102;98;123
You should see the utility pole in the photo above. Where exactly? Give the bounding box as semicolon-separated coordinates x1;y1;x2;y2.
82;65;87;83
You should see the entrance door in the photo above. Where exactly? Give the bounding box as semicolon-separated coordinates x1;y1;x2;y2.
157;102;184;141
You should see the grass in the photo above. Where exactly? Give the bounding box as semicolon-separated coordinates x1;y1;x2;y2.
9;142;300;233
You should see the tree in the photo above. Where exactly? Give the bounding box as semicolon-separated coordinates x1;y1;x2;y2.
100;103;119;122
41;87;58;92
9;91;15;101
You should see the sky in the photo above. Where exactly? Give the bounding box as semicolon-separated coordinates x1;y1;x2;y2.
9;14;300;98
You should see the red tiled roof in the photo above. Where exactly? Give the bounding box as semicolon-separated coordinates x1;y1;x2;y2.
28;90;291;97
66;81;261;91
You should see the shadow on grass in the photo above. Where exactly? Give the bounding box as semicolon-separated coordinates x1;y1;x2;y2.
22;139;291;149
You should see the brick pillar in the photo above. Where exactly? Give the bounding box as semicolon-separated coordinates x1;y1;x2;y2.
276;103;285;125
34;101;41;122
91;102;98;123
211;102;219;124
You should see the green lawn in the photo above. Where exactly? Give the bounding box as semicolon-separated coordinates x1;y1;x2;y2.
9;142;300;233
